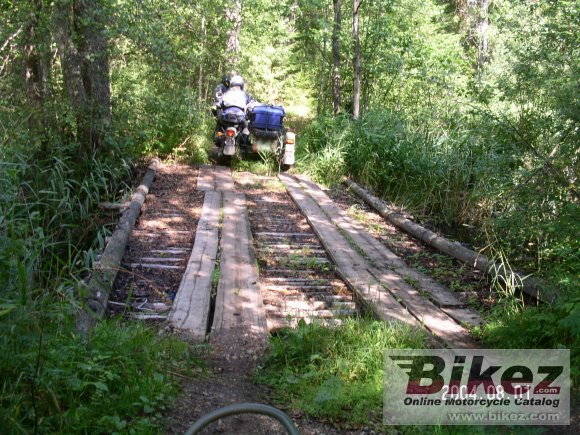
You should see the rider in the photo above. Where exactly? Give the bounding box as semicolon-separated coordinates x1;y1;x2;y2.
218;74;252;146
213;74;230;107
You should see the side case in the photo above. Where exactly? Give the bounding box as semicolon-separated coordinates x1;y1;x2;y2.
250;105;285;131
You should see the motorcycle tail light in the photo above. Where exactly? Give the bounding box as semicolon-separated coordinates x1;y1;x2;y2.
226;129;236;137
285;138;295;144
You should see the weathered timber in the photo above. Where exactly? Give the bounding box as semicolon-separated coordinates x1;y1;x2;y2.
263;285;334;291
297;175;470;309
197;165;216;191
344;179;554;303
211;192;268;338
441;307;484;328
138;257;183;263
132;229;191;235
197;165;236;192
77;158;160;333
367;267;478;348
282;173;478;348
168;191;221;340
128;263;181;270
98;201;130;211
271;256;330;264
254;232;315;238
279;173;419;326
150;248;189;254
256;244;322;250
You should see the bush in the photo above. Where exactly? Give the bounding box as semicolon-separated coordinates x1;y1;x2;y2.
0;313;194;434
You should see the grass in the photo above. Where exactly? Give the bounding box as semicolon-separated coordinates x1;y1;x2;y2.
0;309;199;434
0;147;203;433
256;317;425;426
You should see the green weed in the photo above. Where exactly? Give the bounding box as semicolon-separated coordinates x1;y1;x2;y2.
256;317;425;425
0;148;198;433
0;310;196;434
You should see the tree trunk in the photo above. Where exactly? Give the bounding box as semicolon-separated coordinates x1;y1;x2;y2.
318;7;328;115
225;0;243;68
77;159;160;334
331;0;341;115
352;0;361;119
23;3;44;136
54;0;111;154
198;17;206;103
344;179;555;303
453;0;491;71
476;0;490;72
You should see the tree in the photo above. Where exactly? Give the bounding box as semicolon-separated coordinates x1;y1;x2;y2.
352;0;361;118
225;0;243;68
331;0;341;114
54;0;111;154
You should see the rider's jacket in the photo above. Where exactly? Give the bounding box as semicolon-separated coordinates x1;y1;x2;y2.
218;87;250;124
221;88;250;110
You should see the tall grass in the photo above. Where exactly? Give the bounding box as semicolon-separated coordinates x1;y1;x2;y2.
0;145;197;433
297;110;578;283
257;318;425;424
296;109;579;383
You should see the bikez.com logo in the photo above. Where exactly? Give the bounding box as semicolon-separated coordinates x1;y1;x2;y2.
389;354;563;397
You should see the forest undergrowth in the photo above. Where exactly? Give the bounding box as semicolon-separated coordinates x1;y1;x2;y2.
1;0;577;431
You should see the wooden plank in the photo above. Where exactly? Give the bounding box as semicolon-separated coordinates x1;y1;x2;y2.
282;173;478;348
213;166;236;191
168;191;221;340
367;267;478;348
211;192;268;338
279;173;419;327
263;285;334;291
129;263;181;270
297;175;469;309
254;232;315;237
299;176;478;347
262;277;329;283
441;307;484;329
257;244;324;251
271;256;330;263
196;165;216;191
138;257;182;263
150;248;190;254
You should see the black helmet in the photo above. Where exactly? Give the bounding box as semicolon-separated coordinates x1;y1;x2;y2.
222;75;231;87
230;75;244;89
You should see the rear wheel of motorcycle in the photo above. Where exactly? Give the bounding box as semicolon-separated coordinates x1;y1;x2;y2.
280;164;293;172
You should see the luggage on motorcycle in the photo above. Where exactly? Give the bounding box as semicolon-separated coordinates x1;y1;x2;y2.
249;105;285;133
220;88;248;124
221;106;246;124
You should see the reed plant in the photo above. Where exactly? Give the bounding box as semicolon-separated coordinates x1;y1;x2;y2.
0;145;197;433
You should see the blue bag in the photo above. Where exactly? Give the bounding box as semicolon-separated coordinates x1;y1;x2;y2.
221;106;246;124
250;105;285;131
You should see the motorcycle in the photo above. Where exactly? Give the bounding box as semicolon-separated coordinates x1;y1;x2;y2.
214;103;295;170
